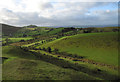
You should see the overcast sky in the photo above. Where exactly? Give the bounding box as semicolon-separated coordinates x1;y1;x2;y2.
0;0;119;26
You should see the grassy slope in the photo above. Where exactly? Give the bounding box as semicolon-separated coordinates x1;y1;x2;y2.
2;38;32;42
2;26;119;80
2;24;21;36
14;27;64;37
2;38;33;45
40;32;118;66
45;28;64;35
2;46;100;80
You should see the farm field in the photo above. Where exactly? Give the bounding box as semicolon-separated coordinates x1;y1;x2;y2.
1;24;120;80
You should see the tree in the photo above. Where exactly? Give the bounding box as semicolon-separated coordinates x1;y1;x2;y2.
23;34;27;37
43;47;46;51
112;28;119;32
41;41;44;44
47;47;51;53
19;39;25;42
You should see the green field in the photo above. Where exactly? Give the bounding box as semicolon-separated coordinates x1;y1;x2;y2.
39;32;118;66
2;46;101;80
2;24;119;80
2;37;32;42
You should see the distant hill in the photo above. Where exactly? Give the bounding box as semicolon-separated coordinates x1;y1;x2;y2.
1;24;22;36
1;23;119;37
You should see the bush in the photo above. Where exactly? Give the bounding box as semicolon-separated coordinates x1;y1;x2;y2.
112;28;119;32
19;39;25;42
43;47;46;51
73;54;78;58
47;47;52;53
23;34;27;37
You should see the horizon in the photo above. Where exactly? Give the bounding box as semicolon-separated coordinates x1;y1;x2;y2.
1;23;118;28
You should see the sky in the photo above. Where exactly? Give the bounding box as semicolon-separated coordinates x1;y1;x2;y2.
0;0;119;26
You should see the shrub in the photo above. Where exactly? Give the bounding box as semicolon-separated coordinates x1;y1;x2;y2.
19;39;25;42
41;41;44;44
112;28;119;32
43;47;46;51
47;47;52;53
23;34;27;37
73;54;78;58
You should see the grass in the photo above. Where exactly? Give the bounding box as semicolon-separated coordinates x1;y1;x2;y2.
39;32;118;66
2;24;21;36
9;38;32;42
2;46;35;59
13;27;64;37
2;46;100;80
13;27;50;37
29;49;119;79
45;28;64;35
3;58;100;80
2;26;119;80
2;37;33;44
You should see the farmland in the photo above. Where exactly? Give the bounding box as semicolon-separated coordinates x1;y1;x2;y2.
1;24;120;80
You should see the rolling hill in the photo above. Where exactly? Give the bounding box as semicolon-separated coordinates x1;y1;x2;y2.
2;24;22;36
39;32;118;66
1;23;119;80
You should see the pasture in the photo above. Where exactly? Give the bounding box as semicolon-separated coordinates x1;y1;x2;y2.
39;32;118;66
2;46;100;80
2;25;119;80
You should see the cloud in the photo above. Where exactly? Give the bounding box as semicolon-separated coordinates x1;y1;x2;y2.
0;1;118;26
39;2;53;10
0;8;19;24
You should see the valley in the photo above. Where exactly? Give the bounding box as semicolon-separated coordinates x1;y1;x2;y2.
1;24;120;80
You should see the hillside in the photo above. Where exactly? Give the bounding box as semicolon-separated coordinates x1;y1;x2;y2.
2;24;119;80
14;27;64;37
2;46;100;80
2;24;22;36
40;32;118;66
